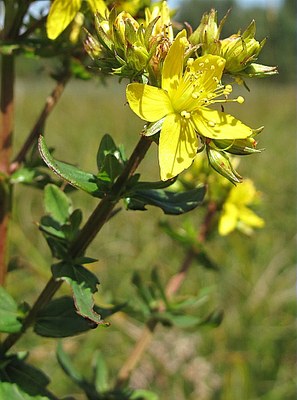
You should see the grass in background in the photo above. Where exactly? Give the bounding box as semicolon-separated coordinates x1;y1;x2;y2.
7;75;296;399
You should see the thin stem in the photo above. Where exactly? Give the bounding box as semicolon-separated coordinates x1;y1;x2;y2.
115;201;218;388
0;134;152;355
0;277;62;355
0;54;15;285
69;135;152;258
10;73;71;172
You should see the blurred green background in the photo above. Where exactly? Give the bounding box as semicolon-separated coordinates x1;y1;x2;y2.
5;0;296;399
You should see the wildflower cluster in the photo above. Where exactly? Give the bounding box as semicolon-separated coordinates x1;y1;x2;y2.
47;0;276;183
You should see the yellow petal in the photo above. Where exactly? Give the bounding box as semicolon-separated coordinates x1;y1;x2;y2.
192;55;225;93
239;207;265;228
86;0;108;15
162;30;187;96
218;203;238;236
229;179;257;205
192;108;253;139
46;0;81;40
126;83;172;122
159;114;198;180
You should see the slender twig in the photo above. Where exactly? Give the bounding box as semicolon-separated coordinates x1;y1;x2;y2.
0;54;15;285
10;73;71;173
115;201;217;388
0;134;152;355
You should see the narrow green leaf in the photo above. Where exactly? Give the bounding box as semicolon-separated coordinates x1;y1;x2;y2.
93;352;109;393
0;383;49;400
52;263;108;326
44;184;72;224
38;136;103;197
0;355;50;397
0;287;23;333
131;389;159;400
96;134;118;170
56;343;83;384
56;343;99;398
34;296;97;337
126;186;206;215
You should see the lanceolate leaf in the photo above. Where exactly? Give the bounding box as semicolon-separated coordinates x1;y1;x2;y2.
0;383;49;400
126;186;206;215
44;184;72;224
0;287;23;334
0;355;50;398
34;296;97;337
39;136;103;197
52;263;108;326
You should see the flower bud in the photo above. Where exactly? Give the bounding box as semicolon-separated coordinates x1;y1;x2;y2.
218;21;266;73
190;9;220;48
237;63;278;78
84;31;102;60
206;147;242;184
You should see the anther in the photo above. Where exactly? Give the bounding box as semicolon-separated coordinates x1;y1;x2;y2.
236;96;245;104
208;121;216;127
181;111;191;119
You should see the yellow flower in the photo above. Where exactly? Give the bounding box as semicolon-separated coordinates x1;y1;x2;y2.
126;31;254;181
218;179;264;236
46;0;107;40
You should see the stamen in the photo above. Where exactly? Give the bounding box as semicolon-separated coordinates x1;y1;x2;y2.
181;110;191;119
236;96;245;104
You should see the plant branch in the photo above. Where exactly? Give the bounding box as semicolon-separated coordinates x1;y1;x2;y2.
0;54;15;285
115;201;218;388
10;73;71;172
0;134;152;354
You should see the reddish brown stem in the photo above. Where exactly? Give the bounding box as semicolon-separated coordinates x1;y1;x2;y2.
0;135;152;355
10;73;71;172
0;54;15;285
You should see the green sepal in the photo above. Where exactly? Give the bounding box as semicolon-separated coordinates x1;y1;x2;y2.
51;262;108;326
0;287;23;334
206;146;242;184
142;118;164;137
0;354;50;398
125;186;206;215
39;136;104;197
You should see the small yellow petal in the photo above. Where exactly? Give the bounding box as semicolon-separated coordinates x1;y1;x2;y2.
126;83;172;122
218;203;238;236
159;114;198;180
162;30;187;96
86;0;108;15
240;207;265;228
229;179;257;205
192;109;253;139
46;0;81;40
